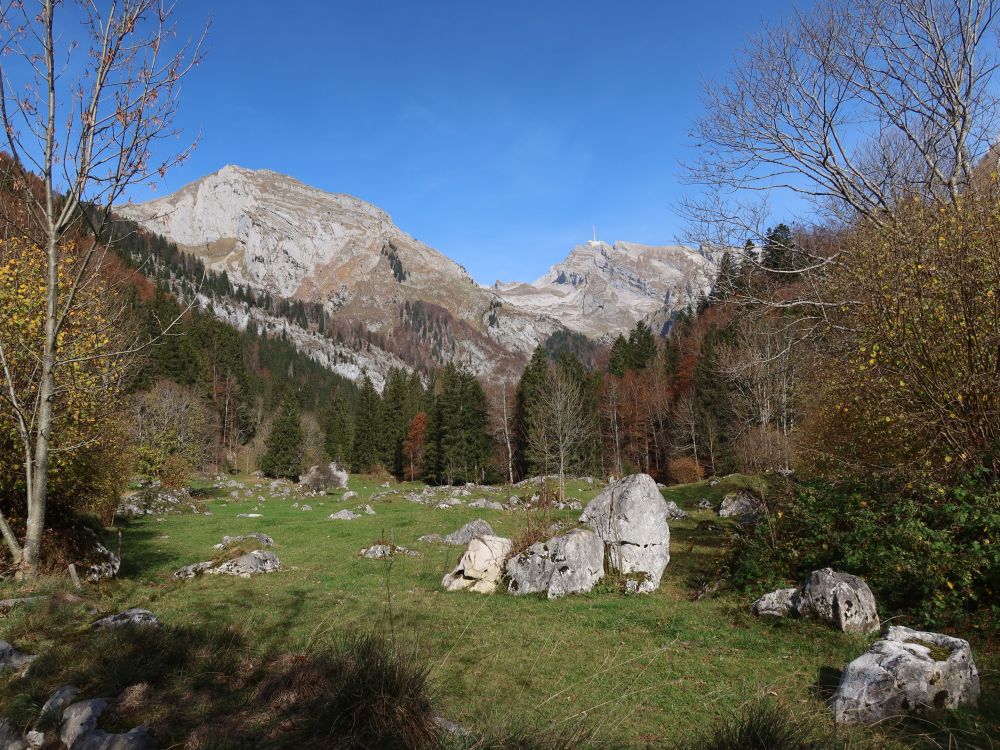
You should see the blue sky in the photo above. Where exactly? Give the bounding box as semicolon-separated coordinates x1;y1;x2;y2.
138;1;802;283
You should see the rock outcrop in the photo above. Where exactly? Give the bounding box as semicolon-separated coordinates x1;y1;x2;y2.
442;535;512;594
506;529;604;599
442;519;495;545
329;510;360;521
832;626;980;724
580;473;671;593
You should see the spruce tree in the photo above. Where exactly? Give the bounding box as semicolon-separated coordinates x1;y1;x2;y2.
323;392;355;465
351;376;386;472
260;396;304;480
627;321;657;370
608;334;629;377
513;346;550;478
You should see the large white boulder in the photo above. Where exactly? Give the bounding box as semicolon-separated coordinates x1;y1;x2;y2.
579;473;671;593
796;568;880;633
832;626;980;724
751;568;880;633
299;462;349;491
506;529;604;599
442;535;512;594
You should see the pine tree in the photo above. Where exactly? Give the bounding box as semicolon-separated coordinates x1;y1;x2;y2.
260;396;304;480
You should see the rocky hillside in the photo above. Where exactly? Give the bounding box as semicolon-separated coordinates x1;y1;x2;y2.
119;166;716;383
494;240;719;339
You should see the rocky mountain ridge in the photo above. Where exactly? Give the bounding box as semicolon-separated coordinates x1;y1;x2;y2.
119;166;717;384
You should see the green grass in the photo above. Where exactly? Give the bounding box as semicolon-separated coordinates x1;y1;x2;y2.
0;474;996;748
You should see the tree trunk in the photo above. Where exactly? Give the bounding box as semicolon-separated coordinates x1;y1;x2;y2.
23;235;59;577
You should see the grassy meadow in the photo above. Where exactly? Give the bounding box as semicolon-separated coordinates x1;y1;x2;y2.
1;474;996;748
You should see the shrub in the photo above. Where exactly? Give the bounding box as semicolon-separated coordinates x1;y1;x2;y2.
727;472;1000;628
668;456;704;484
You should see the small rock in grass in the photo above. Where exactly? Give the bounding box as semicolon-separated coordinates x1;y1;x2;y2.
173;561;213;580
236;513;262;518
213;532;274;550
205;550;282;578
0;640;35;673
92;609;160;630
329;510;360;521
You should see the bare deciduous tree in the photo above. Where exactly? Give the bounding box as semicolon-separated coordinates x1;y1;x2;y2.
0;0;205;576
683;0;999;249
528;366;591;500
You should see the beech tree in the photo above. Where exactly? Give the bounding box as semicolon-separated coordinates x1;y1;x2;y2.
0;1;205;576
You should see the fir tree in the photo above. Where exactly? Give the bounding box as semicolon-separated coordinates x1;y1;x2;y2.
260;396;304;480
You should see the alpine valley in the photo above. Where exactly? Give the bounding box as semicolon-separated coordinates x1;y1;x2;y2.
118;165;718;388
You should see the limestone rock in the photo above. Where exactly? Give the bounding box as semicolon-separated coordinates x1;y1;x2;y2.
299;462;349;491
442;519;495;545
0;720;27;750
236;513;262;519
0;641;35;674
579;473;671;593
361;504;376;515
39;684;80;726
360;544;419;559
832;626;980;724
92;609;160;630
213;532;273;550
796;568;880;634
342;491;358;500
60;699;153;750
442;535;512;594
468;499;505;511
506;529;604;599
205;550;282;577
173;561;213;580
751;587;799;618
329;510;360;520
718;490;764;520
664;500;687;519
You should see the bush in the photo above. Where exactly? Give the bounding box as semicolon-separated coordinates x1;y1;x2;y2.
727;472;1000;629
668;456;705;484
